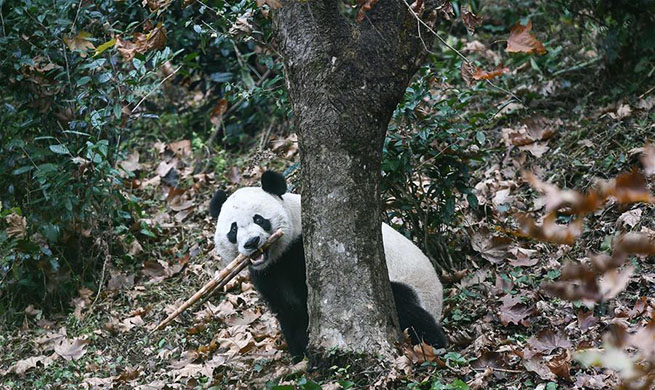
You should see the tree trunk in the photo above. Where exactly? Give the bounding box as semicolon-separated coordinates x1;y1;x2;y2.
272;0;441;356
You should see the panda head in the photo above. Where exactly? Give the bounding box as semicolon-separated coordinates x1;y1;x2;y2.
210;171;295;270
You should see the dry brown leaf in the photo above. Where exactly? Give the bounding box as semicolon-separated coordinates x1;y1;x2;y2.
525;329;571;358
356;0;379;23
498;294;534;326
107;271;135;290
547;349;572;380
144;0;171;11
470;232;511;264
460;61;478;87
120;151;142;173
115;24;167;61
210;99;228;126
82;376;114;389
523;357;556;380
517;213;583;245
54;337;88;361
577;310;599;332
223;309;261;326
64;32;96;57
472;65;509;81
462;8;483;34
119;315;144;332
6;213;27;239
1;355;54;376
616;208;642;228
226;165;242;185
640;144;655;176
598;267;634;300
155;160;177;177
168;140;191;158
506;20;546;55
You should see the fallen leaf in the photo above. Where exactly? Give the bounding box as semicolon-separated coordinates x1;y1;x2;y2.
499;294;534;326
547;349;571;380
1;355;54;376
577;310;599;332
471;232;512;264
598;266;634;300
525;329;571;358
506;20;546;55
517;213;583;245
54;337;88;361
168;140;191;158
616;208;642;228
120;151;142;173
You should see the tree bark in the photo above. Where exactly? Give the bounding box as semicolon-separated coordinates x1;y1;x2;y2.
272;0;441;355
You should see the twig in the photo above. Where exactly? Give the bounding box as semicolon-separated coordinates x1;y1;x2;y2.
132;66;181;114
152;229;284;332
401;0;522;104
639;85;655;99
551;57;601;77
400;0;469;63
91;236;111;308
0;7;6;38
70;0;85;34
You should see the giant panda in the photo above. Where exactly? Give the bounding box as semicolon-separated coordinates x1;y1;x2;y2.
210;171;446;357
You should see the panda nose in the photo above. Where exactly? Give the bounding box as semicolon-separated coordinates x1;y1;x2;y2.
244;236;260;249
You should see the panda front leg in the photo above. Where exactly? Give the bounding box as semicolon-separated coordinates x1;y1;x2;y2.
275;308;309;358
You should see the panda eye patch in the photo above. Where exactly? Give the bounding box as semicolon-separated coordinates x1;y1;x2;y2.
253;214;272;232
227;222;237;243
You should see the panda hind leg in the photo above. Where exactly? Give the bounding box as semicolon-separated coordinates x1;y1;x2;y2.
391;282;447;348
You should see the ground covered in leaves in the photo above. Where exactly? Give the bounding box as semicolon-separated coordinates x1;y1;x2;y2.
2;4;655;390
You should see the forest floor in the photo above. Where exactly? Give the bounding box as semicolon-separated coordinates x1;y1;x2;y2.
2;9;655;390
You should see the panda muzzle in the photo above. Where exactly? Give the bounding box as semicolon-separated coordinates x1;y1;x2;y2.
250;248;268;266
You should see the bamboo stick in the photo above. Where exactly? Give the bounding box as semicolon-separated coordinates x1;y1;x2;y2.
152;229;284;331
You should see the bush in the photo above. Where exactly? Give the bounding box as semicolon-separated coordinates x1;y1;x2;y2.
561;0;655;73
0;0;174;309
382;52;487;271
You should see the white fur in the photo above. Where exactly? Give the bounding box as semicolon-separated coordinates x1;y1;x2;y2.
214;187;442;320
214;188;301;271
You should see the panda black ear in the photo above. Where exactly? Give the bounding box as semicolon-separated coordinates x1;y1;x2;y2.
261;171;287;197
209;190;227;218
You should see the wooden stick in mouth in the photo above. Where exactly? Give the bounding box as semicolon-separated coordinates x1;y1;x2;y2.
152;229;284;332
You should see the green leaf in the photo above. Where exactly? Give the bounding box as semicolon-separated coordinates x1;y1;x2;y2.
140;228;156;238
95;72;112;84
448;379;469;390
76;76;91;86
49;144;70;154
12;166;34;175
94;38;116;56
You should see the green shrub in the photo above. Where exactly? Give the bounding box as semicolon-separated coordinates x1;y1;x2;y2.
0;0;174;309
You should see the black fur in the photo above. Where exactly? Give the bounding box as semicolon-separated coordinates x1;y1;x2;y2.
209;190;227;218
253;214;272;232
249;237;308;357
261;171;287;197
249;236;447;357
227;222;237;243
391;282;447;348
